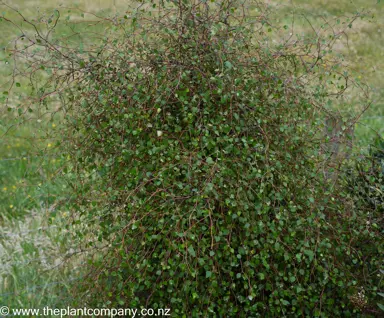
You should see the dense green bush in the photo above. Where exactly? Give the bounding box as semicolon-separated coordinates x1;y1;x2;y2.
345;138;384;313
349;138;383;218
5;0;382;316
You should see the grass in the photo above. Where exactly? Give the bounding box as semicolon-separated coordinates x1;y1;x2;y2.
0;0;382;312
0;0;118;309
272;0;384;145
0;123;64;220
0;208;82;309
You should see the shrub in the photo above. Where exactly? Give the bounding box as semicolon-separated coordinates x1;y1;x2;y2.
345;137;384;314
5;0;382;316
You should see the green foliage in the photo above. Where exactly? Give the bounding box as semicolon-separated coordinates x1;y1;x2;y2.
4;0;382;316
345;137;384;314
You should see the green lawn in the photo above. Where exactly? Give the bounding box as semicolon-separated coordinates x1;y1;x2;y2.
272;0;383;144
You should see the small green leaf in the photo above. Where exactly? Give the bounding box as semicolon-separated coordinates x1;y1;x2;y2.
224;61;233;69
309;197;315;203
304;250;314;262
188;246;196;257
